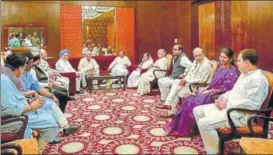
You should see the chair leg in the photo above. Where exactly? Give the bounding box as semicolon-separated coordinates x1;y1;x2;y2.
219;138;225;155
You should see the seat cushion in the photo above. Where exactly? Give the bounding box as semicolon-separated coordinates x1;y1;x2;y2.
1;134;18;143
240;137;273;154
217;123;263;134
5;138;39;154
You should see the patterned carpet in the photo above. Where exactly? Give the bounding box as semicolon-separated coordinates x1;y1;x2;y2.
44;89;273;154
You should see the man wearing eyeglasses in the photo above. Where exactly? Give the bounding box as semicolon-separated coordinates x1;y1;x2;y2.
157;44;192;108
193;49;268;154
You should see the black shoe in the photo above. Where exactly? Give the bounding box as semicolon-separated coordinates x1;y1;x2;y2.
63;125;80;136
49;137;62;144
76;90;84;94
68;96;75;101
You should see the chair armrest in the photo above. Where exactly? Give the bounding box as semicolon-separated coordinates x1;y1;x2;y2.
1;115;28;126
227;108;273;134
1;115;28;143
1;143;22;155
60;72;76;79
140;68;148;74
153;69;169;80
128;65;139;74
189;83;209;92
247;115;273;135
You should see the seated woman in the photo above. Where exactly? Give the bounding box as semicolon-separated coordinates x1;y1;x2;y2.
137;49;168;96
127;53;154;88
164;48;240;136
1;53;59;153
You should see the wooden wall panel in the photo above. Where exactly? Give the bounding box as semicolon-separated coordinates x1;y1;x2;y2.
176;1;192;58
160;4;177;54
191;3;199;59
135;1;193;63
198;2;215;59
60;5;82;57
116;8;135;63
247;1;273;70
135;3;162;62
1;2;60;58
231;1;248;56
230;1;273;70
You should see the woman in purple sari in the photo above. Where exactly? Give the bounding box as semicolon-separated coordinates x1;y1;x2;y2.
164;48;240;136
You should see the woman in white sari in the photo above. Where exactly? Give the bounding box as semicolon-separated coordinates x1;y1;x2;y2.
137;49;168;96
127;53;154;88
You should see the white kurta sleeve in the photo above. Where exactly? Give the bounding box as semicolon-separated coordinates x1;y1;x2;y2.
228;78;268;110
109;57;118;69
67;62;76;72
126;57;131;66
221;91;231;100
158;58;168;70
55;59;64;72
186;62;212;84
93;59;99;71
78;58;85;72
180;56;192;76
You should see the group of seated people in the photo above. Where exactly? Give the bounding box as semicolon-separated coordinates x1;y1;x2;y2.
55;48;131;91
127;44;268;154
1;43;270;154
1;52;81;153
82;43;115;56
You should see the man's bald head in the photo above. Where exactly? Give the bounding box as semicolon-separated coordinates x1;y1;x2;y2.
193;47;205;63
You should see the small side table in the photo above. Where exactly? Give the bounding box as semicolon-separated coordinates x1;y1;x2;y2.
86;74;127;93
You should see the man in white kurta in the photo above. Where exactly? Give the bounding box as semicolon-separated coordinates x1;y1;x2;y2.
39;49;70;92
193;49;269;154
158;44;192;104
108;50;131;76
78;51;99;88
55;49;82;92
159;48;213;112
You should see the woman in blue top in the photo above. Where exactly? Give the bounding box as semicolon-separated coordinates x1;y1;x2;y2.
1;53;59;153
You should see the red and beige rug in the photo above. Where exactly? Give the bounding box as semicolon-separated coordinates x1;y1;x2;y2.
44;89;273;154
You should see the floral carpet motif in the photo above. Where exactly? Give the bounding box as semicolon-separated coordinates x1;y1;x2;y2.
44;89;273;154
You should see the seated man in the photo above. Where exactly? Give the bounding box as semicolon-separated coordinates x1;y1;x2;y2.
193;49;269;154
1;53;59;153
156;47;212;113
22;52;80;139
39;49;70;93
108;50;131;76
55;49;82;93
78;50;99;88
30;54;71;112
158;44;192;103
